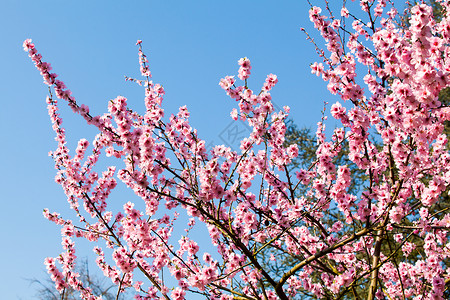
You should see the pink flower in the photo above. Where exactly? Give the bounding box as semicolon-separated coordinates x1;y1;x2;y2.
23;39;34;51
237;57;251;80
219;75;235;90
171;288;186;300
230;108;238;120
341;7;349;17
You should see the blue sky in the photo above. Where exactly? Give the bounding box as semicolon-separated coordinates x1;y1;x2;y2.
0;0;360;298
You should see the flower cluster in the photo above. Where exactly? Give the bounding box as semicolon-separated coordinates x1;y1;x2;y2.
237;57;251;81
26;1;450;299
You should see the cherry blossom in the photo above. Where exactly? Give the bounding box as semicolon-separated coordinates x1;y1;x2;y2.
25;1;450;299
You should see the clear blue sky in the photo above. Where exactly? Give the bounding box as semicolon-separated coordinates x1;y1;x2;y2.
1;0;360;298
